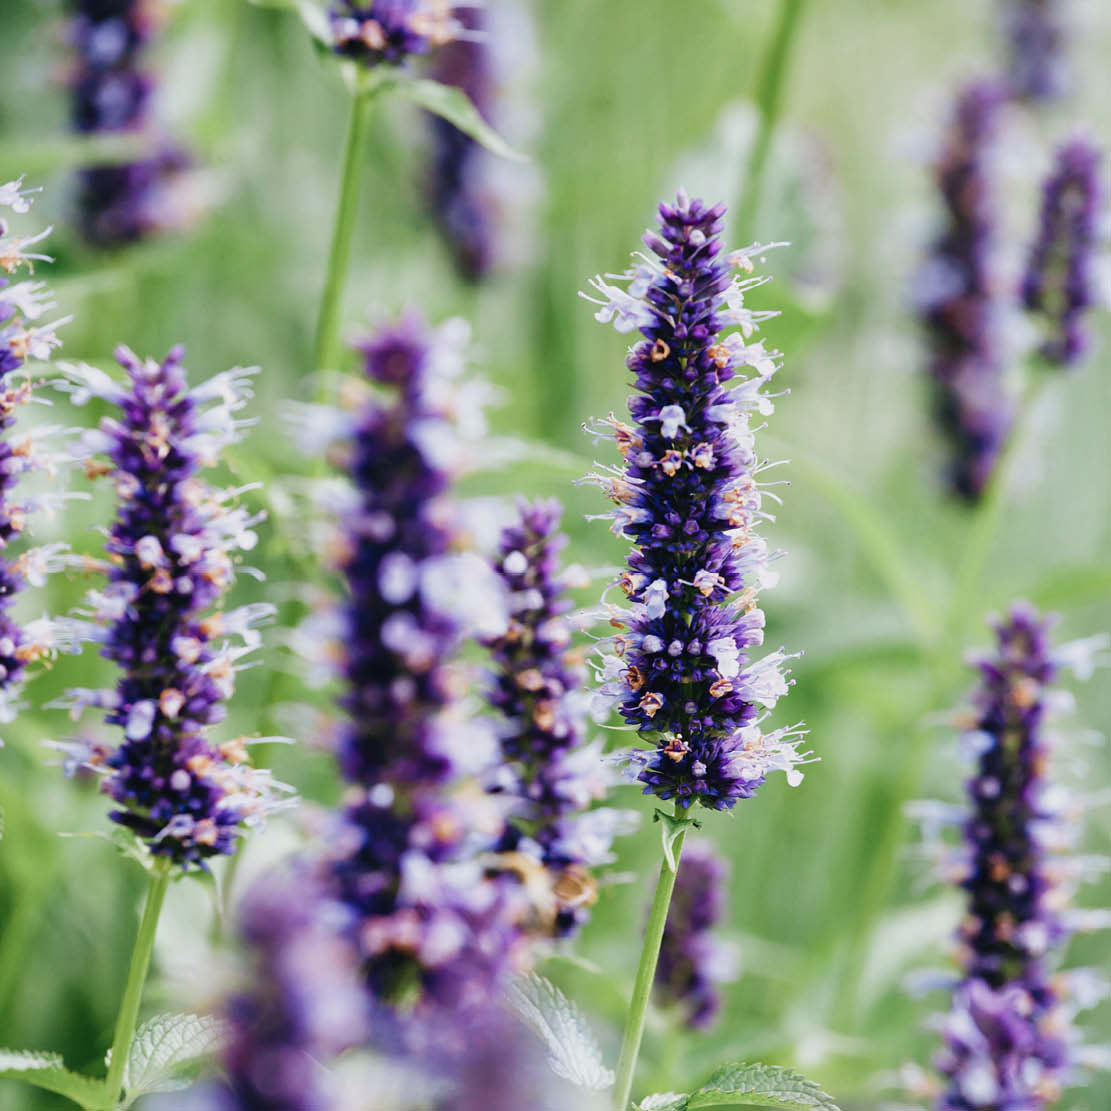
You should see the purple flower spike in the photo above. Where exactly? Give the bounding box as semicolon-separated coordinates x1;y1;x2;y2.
310;312;532;1022
68;0;192;246
0;180;71;729
1021;138;1103;368
330;0;463;67
54;347;284;869
655;839;737;1029
918;81;1012;501
1003;0;1067;104
582;190;810;811
484;499;634;935
934;604;1103;1110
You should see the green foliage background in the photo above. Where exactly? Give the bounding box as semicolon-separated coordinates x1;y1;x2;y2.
1;0;1109;1106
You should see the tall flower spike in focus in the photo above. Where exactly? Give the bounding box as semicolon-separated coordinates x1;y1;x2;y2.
0;177;73;731
303;312;531;1027
484;498;636;936
330;0;465;67
51;345;286;868
68;0;191;245
915;605;1111;1110
917;80;1010;501
1021;138;1103;368
1003;0;1067;104
581;189;810;811
654;839;737;1029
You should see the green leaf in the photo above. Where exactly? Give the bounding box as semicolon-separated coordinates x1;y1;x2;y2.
386;78;528;162
508;973;614;1091
247;0;332;44
0;1050;110;1109
654;809;700;873
687;1063;839;1111
108;1013;225;1107
637;1094;691;1111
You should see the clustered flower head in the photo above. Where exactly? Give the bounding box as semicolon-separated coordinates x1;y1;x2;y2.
655;839;737;1029
68;0;191;245
1003;0;1067;104
0;178;71;728
484;498;635;936
330;0;464;67
1021;137;1103;369
51;345;283;868
917;80;1012;502
925;605;1110;1110
581;189;810;811
316;312;532;1023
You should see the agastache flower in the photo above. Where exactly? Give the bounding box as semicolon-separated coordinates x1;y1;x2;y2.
1003;0;1067;104
0;180;73;731
330;0;464;67
581;190;809;811
53;345;284;868
925;605;1111;1109
655;839;738;1029
295;312;532;1023
1021;138;1103;368
917;80;1011;501
483;498;636;935
68;0;192;245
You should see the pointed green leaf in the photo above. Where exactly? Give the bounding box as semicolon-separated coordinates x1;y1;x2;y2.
654;809;700;873
108;1013;225;1107
0;1050;110;1109
508;973;614;1091
687;1063;839;1111
637;1094;691;1111
247;0;332;45
387;78;527;162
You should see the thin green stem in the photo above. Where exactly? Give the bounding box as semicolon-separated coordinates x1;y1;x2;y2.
312;89;375;384
105;862;171;1107
612;804;687;1111
735;0;807;241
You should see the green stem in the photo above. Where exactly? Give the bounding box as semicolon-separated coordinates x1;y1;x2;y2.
312;89;375;383
735;0;807;241
612;805;687;1111
105;862;171;1107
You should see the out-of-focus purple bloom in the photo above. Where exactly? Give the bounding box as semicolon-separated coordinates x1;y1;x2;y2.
68;0;191;246
53;346;284;869
1021;138;1103;368
484;499;634;935
311;312;531;1022
224;867;368;1111
330;0;463;67
932;605;1107;1109
655;839;737;1029
581;190;809;811
0;180;71;730
918;80;1011;502
1003;0;1067;104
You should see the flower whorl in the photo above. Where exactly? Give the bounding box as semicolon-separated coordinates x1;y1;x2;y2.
1003;0;1067;104
484;499;633;935
54;346;278;868
655;839;737;1029
1021;138;1103;369
918;81;1011;502
582;190;808;811
330;1;462;67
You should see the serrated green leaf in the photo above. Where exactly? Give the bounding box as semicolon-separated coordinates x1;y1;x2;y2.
637;1094;691;1110
687;1063;839;1111
508;973;614;1091
386;78;527;162
108;1013;225;1107
0;1049;110;1109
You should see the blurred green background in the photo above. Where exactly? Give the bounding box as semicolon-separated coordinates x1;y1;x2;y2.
1;0;1109;1107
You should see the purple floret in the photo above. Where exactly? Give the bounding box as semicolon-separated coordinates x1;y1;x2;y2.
329;0;462;67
